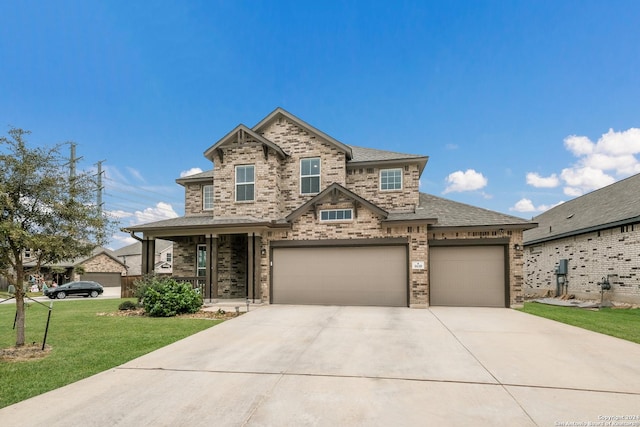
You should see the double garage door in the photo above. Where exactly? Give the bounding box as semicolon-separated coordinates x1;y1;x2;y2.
80;272;122;288
272;245;408;307
429;245;507;307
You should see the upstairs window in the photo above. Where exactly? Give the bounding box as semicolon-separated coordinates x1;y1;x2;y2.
301;158;320;194
202;185;214;210
380;168;402;190
236;165;255;202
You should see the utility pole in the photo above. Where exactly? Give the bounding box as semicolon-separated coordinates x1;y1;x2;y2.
95;160;105;214
67;142;83;197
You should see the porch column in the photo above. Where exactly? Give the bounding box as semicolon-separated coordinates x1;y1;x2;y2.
206;234;218;300
247;233;262;302
141;237;156;275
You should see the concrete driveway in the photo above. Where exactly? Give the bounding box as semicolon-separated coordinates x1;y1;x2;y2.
2;306;640;426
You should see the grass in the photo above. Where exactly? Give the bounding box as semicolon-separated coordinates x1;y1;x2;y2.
0;298;221;408
519;302;640;344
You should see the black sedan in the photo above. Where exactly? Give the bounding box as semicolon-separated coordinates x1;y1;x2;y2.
45;281;104;299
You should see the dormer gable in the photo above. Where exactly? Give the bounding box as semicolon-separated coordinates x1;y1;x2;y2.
286;182;388;222
253;107;353;160
203;124;288;163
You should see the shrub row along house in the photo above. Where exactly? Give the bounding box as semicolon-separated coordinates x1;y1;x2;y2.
524;173;640;304
125;108;536;308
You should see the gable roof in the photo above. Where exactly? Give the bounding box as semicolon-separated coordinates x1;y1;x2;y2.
252;107;354;159
348;145;429;175
286;183;388;222
203;124;288;161
524;173;640;245
415;193;536;229
25;247;126;269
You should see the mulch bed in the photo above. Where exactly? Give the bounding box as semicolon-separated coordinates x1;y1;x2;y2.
97;308;242;320
0;344;52;362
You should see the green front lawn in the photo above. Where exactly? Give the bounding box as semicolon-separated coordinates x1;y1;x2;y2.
519;302;640;344
0;299;220;408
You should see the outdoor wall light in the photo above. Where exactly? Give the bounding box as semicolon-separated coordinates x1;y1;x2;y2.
261;248;266;256
514;244;522;251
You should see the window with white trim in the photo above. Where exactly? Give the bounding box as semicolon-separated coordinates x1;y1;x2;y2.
301;158;320;194
320;209;353;222
380;168;402;190
202;185;214;210
236;165;255;202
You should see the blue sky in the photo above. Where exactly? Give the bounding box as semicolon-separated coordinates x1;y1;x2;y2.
2;0;639;249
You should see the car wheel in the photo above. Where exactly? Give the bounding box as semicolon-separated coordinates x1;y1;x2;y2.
56;291;66;299
90;290;99;298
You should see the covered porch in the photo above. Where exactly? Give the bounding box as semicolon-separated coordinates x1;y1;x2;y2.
124;217;290;302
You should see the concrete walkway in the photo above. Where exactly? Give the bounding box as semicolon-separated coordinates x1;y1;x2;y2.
2;306;639;426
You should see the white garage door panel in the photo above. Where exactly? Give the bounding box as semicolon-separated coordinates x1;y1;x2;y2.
430;246;505;307
272;246;407;307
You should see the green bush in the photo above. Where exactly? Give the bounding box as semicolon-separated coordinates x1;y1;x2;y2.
139;277;202;317
118;300;138;311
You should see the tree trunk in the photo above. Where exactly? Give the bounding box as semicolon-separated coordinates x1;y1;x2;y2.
15;265;26;347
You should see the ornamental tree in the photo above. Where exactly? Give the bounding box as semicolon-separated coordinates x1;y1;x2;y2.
0;127;112;346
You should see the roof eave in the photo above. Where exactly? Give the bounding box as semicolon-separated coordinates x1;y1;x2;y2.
524;216;640;245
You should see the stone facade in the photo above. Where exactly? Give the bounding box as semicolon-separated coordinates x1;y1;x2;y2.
81;254;127;274
525;226;640;304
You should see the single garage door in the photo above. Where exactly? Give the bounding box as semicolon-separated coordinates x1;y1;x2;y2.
80;272;122;288
430;245;506;307
272;245;407;307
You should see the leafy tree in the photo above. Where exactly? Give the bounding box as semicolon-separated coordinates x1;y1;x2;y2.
0;127;112;346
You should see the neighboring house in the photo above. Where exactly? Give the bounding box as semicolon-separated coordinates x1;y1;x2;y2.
114;239;173;276
24;247;127;287
125;108;535;308
524;173;640;304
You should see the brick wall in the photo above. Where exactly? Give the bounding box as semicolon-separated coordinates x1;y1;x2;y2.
525;227;640;304
346;164;420;212
80;254;127;275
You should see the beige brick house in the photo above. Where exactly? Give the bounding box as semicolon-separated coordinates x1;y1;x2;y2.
524;173;640;304
125;108;535;307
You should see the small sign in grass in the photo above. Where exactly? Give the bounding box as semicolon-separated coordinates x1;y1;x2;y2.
519;302;640;344
0;299;222;408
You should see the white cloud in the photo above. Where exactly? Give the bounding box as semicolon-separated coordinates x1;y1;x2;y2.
559;166;615;196
132;202;179;223
180;167;203;178
526;172;559;188
511;198;536;212
510;198;564;213
564;135;594;156
445;144;459;150
526;127;640;196
443;169;488;194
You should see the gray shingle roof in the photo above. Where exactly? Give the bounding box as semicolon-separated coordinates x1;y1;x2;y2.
113;239;173;256
409;193;536;228
348;145;427;163
124;215;286;232
524;173;640;245
175;170;214;185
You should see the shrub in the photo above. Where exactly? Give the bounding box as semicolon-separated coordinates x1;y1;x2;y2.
138;277;202;317
118;301;138;311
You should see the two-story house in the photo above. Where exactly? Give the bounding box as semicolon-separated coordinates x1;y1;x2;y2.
125;108;536;308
